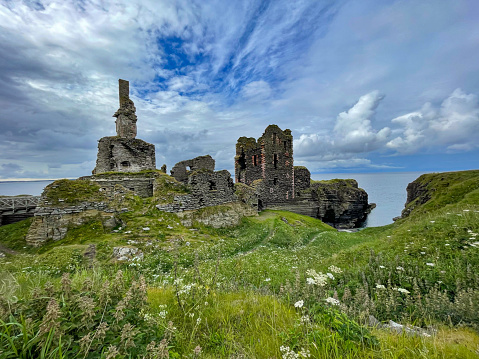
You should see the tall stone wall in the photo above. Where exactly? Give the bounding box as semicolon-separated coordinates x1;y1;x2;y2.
93;137;156;174
114;79;137;139
171;155;215;183
235;125;294;206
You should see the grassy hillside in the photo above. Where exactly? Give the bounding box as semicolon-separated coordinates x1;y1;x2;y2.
1;170;479;358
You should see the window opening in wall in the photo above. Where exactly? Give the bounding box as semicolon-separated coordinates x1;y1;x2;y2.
273;177;278;185
209;180;217;191
283;141;287;150
273;133;277;144
129;188;135;191
273;154;278;169
121;161;130;168
253;155;257;166
238;151;246;170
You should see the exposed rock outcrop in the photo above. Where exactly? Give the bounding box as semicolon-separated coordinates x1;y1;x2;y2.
399;177;432;219
267;179;374;229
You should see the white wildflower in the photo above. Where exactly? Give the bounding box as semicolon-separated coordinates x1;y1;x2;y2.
325;297;340;306
376;284;386;289
379;265;385;269
294;300;304;308
159;310;168;318
397;288;410;294
420;252;426;255
264;278;271;282
196;317;201;325
326;272;335;280
430;221;435;223
426;263;435;267
300;315;310;324
396;266;404;271
463;210;470;212
328;265;342;273
305;269;329;286
299;348;311;358
189;312;195;318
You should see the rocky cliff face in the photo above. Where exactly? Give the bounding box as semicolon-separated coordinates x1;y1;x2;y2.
399;177;432;219
266;179;374;229
312;180;374;229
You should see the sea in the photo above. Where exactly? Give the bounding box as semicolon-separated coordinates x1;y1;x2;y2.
0;172;427;228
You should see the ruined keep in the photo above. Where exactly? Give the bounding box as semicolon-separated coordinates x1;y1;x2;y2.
92;79;156;174
235;125;374;228
235;125;294;207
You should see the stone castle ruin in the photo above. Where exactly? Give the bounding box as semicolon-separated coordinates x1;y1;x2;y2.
157;155;236;212
24;79;373;246
236;125;294;207
234;125;374;228
93;79;156;174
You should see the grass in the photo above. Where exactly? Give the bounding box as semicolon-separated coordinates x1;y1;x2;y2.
42;179;107;206
1;169;479;357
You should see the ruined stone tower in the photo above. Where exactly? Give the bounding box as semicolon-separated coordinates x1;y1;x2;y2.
235;125;294;206
114;79;137;139
92;80;156;174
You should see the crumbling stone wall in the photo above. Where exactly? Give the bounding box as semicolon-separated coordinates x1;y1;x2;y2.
81;173;156;198
235;125;294;206
294;166;311;194
156;170;236;212
171;155;215;183
93;137;156;174
92;79;156;175
114;79;137;139
26;204;117;247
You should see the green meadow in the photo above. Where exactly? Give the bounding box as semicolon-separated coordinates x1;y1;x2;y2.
1;170;479;358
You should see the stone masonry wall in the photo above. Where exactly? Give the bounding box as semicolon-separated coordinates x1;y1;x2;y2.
81;173;156;198
171;155;216;183
26;203;118;247
93;137;156;174
156;170;236;212
294;166;311;193
114;79;137;139
235;125;294;206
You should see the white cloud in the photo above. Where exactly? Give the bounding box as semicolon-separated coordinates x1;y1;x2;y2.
294;91;391;160
334;91;390;152
241;80;272;100
387;89;479;154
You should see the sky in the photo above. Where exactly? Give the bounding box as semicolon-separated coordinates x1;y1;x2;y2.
0;0;478;180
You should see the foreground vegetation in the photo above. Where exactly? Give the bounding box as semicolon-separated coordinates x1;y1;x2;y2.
1;170;479;358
